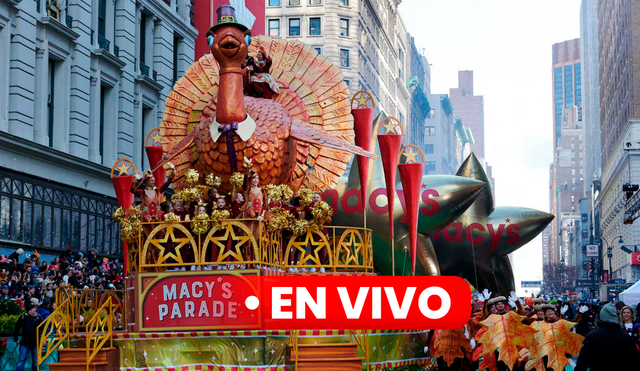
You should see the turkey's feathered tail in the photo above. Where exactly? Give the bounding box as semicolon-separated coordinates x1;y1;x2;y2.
160;36;357;191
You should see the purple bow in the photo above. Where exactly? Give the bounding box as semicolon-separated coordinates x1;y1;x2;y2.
218;122;239;133
218;121;239;173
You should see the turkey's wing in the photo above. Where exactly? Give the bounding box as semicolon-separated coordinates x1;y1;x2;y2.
290;119;378;159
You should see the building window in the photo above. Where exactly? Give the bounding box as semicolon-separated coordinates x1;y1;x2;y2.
269;0;280;5
314;47;322;54
99;86;107;159
425;144;434;154
340;18;349;37
47;59;56;148
340;0;349;5
309;0;322;4
564;64;573;108
268;19;280;37
340;49;349;67
289;18;300;36
309;17;321;35
140;13;147;67
426;126;436;136
429;109;435;119
189;0;195;26
425;161;436;172
289;0;300;5
0;169;122;255
173;33;181;83
98;0;107;39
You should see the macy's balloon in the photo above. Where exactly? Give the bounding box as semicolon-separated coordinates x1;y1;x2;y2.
328;114;486;276
429;153;554;295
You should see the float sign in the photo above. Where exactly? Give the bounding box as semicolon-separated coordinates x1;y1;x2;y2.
138;272;261;331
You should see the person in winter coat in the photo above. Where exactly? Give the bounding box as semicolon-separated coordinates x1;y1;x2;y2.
620;305;640;350
575;303;640;371
14;301;44;371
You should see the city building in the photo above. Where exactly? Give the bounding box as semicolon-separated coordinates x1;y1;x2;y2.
423;94;458;175
264;0;411;130
449;70;493;197
580;0;602;284
546;39;584;281
597;0;640;283
0;0;197;260
407;35;431;160
453;117;473;168
449;70;484;159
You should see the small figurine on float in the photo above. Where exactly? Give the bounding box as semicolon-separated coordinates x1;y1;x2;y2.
130;162;175;224
243;47;280;99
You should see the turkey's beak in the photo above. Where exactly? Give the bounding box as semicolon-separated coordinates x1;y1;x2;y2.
219;35;240;58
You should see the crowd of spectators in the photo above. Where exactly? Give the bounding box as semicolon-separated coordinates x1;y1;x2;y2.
0;247;125;318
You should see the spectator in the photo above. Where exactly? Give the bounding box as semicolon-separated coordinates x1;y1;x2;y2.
8;248;24;264
575;303;640;371
14;300;43;371
0;284;9;299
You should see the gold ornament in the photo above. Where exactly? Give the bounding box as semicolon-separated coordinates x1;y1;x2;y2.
185;169;200;187
229;172;244;188
266;207;296;233
264;184;281;201
292;219;311;236
311;200;333;226
210;209;231;230
298;188;313;207
164;212;179;222
206;173;222;188
191;213;210;235
279;184;293;201
112;207;125;221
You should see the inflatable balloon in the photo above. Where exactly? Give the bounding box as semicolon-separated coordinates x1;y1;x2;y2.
430;153;554;294
329;114;486;276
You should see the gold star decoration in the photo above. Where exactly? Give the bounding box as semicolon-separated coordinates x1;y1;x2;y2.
336;230;364;266
115;161;132;176
150;133;163;146
402;147;420;163
147;224;196;266
205;222;253;263
378;117;403;135
289;231;330;266
356;94;370;108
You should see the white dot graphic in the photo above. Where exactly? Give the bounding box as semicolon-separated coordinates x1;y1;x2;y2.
245;295;260;310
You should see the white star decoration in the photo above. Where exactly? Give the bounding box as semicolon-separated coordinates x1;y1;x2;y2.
183;342;187;346
146;317;150;321
218;277;223;282
143;351;148;357
154;358;158;361
270;349;275;354
253;348;258;354
244;358;248;362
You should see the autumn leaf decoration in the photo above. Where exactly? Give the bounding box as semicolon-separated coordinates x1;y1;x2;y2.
431;327;472;366
473;326;497;371
518;348;544;371
477;312;537;369
526;320;584;371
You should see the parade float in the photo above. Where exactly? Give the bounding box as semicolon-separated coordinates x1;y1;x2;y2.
34;5;554;371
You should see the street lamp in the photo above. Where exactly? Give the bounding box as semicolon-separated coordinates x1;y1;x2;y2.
598;235;624;280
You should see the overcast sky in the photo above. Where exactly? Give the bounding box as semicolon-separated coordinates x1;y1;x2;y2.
398;0;582;296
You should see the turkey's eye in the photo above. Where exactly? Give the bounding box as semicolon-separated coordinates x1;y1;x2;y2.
207;35;214;47
244;35;251;46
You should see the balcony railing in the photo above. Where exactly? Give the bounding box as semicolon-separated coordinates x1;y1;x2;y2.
140;62;150;76
128;219;373;274
98;34;110;52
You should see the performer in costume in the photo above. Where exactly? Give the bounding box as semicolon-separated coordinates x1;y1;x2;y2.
244;47;280;99
241;158;266;265
131;163;175;224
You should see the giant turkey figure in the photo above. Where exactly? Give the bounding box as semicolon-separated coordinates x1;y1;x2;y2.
156;5;376;193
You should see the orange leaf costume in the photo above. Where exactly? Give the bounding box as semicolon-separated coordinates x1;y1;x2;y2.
527;320;584;371
476;311;537;370
431;327;473;366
